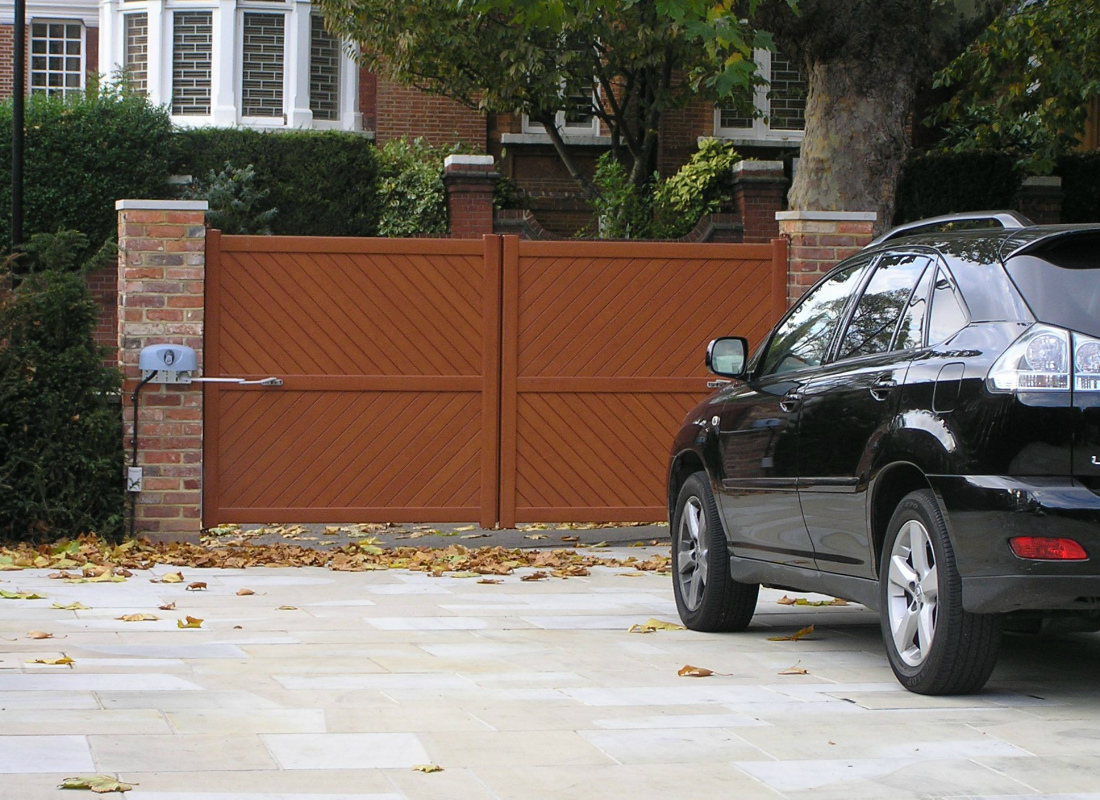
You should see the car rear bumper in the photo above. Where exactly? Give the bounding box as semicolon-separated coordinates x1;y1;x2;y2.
931;475;1100;614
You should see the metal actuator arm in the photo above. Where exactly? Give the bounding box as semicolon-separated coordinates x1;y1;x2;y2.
137;344;282;386
186;376;283;386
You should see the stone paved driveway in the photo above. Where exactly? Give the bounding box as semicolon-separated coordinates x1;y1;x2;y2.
2;546;1100;799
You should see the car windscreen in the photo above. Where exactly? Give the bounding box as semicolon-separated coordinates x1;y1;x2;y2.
1005;241;1100;337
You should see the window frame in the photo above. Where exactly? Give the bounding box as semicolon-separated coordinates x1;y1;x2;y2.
28;18;86;99
237;6;288;122
714;47;805;145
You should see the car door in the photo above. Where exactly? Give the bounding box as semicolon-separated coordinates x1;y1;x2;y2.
715;258;872;567
796;253;933;578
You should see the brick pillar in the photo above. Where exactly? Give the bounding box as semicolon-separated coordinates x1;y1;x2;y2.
777;211;876;305
732;161;787;243
1016;176;1063;225
444;154;499;239
117;199;208;542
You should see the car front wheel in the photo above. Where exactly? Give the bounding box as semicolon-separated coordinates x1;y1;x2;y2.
880;489;1003;695
672;472;758;632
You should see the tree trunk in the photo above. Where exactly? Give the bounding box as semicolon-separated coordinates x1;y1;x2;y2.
790;58;916;234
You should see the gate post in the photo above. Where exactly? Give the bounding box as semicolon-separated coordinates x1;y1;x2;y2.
117;199;208;541
777;210;876;305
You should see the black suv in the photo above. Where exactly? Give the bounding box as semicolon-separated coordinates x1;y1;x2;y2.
668;212;1100;695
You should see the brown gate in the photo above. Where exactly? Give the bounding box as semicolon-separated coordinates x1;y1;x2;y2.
203;233;786;527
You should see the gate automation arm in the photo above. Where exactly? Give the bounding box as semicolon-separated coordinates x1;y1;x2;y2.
186;376;283;386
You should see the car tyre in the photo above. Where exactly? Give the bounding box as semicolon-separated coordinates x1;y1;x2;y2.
880;489;1003;695
672;472;759;632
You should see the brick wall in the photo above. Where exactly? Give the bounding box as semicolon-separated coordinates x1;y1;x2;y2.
0;24;99;100
777;211;876;305
375;77;487;149
86;264;118;366
117;200;208;541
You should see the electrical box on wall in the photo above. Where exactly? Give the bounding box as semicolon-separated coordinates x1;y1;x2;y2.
139;344;197;384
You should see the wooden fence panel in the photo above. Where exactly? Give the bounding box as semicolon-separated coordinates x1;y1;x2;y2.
498;237;786;526
203;233;501;526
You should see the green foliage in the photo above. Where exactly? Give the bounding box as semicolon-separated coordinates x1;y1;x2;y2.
930;0;1100;173
185;163;278;236
375;138;459;237
0;233;124;544
1057;152;1100;223
315;0;770;194
174;129;379;236
591;139;741;239
893;151;1019;224
0;83;175;256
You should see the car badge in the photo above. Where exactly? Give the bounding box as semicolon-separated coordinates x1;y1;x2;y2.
1093;455;1100;466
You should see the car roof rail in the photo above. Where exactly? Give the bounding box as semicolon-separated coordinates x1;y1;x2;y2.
866;211;1034;249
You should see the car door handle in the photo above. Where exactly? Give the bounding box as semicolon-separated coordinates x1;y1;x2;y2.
779;391;802;413
869;379;898;402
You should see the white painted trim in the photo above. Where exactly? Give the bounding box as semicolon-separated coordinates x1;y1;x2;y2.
776;210;877;222
501;132;611;147
444;155;495;168
116;199;209;211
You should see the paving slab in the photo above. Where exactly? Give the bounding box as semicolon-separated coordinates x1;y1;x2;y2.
2;542;1100;799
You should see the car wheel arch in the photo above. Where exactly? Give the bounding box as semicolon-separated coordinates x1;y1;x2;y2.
869;462;933;577
668;450;708;523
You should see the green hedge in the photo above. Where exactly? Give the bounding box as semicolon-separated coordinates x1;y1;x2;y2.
894;151;1020;225
1057;153;1100;223
174;129;380;237
0;89;176;255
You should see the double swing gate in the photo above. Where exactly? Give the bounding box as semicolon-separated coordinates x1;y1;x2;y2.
202;232;787;528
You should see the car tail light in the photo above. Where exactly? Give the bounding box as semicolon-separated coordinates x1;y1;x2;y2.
1010;536;1089;561
988;324;1100;393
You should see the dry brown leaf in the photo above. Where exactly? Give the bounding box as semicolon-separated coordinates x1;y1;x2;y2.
185;582;207;591
278;605;298;610
177;616;203;629
768;625;815;642
778;662;809;675
51;602;88;610
412;764;443;773
159;602;176;611
27;630;55;639
628;618;685;634
236;588;255;596
30;656;74;665
677;664;715;678
155;572;184;584
520;571;548;581
477;578;503;584
777;595;797;605
523;533;548;540
561;535;580;542
460;533;489;539
117;613;159;622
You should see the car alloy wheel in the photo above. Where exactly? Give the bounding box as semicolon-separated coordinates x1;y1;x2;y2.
885;518;939;667
676;495;709;612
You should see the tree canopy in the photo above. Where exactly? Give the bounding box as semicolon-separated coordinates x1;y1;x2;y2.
315;0;789;196
930;0;1100;173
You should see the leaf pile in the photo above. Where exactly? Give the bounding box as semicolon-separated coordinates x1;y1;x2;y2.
0;534;672;579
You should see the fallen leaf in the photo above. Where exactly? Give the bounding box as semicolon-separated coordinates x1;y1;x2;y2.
677;664;715;678
453;525;476;532
278;605;297;610
412;764;444;773
778;595;849;607
561;535;579;542
185;582;207;591
520;571;548;581
768;625;815;642
778;663;809;675
27;630;55;639
777;595;797;605
116;613;159;622
586;541;609;548
236;588;255;596
523;533;548;540
52;602;88;610
0;590;45;599
460;533;489;540
152;572;184;584
58;775;133;793
628;618;686;634
30;656;74;665
177;616;203;628
629;541;647;547
158;602;176;611
477;578;503;584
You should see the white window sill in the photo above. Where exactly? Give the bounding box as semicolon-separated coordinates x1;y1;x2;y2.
708;133;804;148
502;132;611;147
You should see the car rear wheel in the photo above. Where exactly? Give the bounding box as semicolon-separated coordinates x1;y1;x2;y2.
672;472;758;632
880;489;1003;695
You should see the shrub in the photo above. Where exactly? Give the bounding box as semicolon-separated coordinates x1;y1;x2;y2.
375;138;460;237
174;128;379;236
894;151;1019;224
0;232;124;544
185;162;278;235
0;83;176;257
1057;152;1100;223
590;153;652;239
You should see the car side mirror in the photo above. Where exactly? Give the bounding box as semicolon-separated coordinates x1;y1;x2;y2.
706;336;748;378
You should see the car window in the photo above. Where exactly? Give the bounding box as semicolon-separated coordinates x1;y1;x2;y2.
837;254;931;360
928;267;969;344
759;260;868;376
894;263;935;351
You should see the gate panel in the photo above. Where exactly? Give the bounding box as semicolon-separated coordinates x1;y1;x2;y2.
499;237;786;526
204;233;501;526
